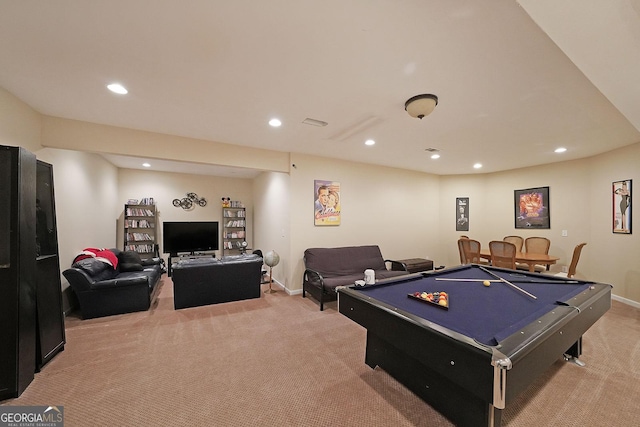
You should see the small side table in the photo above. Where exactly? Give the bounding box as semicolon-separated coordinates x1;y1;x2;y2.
392;258;434;273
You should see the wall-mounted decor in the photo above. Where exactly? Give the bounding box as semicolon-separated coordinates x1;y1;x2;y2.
612;179;632;234
456;197;469;232
314;180;341;226
173;192;207;210
514;186;550;229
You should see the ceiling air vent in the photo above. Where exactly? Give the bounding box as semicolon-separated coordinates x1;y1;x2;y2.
302;118;328;127
425;148;439;152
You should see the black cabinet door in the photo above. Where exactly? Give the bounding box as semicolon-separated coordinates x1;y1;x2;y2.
0;146;37;400
35;160;65;370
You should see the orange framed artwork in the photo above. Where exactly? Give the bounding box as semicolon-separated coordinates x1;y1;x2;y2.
314;180;341;226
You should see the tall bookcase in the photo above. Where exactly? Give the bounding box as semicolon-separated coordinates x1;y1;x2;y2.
124;201;157;259
222;203;246;256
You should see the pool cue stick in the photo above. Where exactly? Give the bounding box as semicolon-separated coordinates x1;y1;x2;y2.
435;278;500;282
478;266;537;299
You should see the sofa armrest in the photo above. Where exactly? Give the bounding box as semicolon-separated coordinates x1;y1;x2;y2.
62;268;94;292
385;259;408;272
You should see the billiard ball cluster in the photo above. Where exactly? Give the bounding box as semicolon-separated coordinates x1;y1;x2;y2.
413;291;448;307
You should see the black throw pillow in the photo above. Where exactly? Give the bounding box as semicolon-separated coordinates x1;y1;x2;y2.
118;250;144;272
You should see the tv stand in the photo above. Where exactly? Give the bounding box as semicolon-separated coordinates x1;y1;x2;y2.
167;252;216;277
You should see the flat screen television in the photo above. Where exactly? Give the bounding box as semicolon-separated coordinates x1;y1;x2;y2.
162;221;219;255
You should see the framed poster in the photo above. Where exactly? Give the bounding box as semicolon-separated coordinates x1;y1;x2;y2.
314;179;341;226
456;197;469;231
612;179;631;234
514;186;550;229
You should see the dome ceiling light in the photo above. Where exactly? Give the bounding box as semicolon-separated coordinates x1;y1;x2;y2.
405;94;438;119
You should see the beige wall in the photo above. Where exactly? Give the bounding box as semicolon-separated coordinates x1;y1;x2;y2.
2;86;638;307
252;171;291;287
116;169;254;263
287;153;442;294
0;87;42;152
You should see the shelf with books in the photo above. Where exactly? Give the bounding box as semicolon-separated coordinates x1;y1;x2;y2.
123;202;157;259
222;204;247;256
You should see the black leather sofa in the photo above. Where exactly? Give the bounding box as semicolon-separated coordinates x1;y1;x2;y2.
172;254;263;309
62;249;163;319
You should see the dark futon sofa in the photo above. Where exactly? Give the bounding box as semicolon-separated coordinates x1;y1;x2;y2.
302;245;409;310
63;248;163;319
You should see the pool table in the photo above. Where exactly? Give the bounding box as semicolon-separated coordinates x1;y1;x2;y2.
337;264;611;427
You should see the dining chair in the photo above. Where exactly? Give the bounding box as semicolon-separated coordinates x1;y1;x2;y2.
489;240;517;269
523;237;551;271
503;235;523;252
458;238;482;264
554;243;587;279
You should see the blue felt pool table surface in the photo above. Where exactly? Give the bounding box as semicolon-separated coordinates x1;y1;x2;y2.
348;264;594;346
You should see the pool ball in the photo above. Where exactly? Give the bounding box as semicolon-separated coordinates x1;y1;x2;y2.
483;280;491;287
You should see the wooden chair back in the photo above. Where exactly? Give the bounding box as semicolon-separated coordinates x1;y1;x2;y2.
458;238;481;264
489;240;517;269
567;243;587;278
524;237;551;271
503;235;524;252
525;237;550;254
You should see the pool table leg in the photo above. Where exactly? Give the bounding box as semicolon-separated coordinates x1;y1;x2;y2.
563;337;586;366
364;331;502;427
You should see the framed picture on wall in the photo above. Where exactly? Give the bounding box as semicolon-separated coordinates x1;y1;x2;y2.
514;186;550;229
314;179;341;226
456;197;469;232
612;179;631;234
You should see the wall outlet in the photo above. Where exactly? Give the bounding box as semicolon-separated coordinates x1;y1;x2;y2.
562;266;568;273
561;230;568;237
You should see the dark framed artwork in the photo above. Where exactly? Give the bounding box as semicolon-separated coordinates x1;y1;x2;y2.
314;179;341;226
612;179;631;234
514;186;550;229
456;197;469;232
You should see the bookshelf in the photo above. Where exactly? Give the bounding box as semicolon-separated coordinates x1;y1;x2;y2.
222;202;246;256
124;199;156;259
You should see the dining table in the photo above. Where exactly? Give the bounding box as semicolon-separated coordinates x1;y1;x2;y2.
479;249;559;272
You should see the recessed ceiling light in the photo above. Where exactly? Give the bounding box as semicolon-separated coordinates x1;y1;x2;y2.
107;83;128;94
365;139;375;146
142;163;151;168
473;163;483;169
269;118;282;127
555;147;567;153
430;154;440;159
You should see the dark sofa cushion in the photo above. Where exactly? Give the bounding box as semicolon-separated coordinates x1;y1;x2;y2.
304;245;387;278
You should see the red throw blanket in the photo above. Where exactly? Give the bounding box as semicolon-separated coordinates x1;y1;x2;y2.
73;248;119;269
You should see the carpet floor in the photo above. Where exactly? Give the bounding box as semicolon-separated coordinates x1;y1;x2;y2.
2;276;639;426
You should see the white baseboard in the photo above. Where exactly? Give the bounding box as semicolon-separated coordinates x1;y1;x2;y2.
612;294;640;309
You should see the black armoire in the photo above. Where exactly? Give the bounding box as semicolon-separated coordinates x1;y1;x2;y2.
0;145;65;401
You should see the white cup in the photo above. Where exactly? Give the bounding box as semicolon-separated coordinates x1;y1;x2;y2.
354;280;365;287
364;269;375;285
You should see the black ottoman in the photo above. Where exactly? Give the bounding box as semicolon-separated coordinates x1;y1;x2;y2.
172;255;263;309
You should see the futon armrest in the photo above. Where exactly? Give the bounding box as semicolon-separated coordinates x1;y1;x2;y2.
303;268;326;287
385;259;408;272
141;257;162;266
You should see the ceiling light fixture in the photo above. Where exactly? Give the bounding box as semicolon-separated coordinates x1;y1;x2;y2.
269;118;282;127
430;154;440;159
473;163;483;169
405;94;438;119
142;163;151;168
107;83;128;94
555;147;567;153
365;139;375;146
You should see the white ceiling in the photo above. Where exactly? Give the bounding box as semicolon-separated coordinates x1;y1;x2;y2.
1;0;639;176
